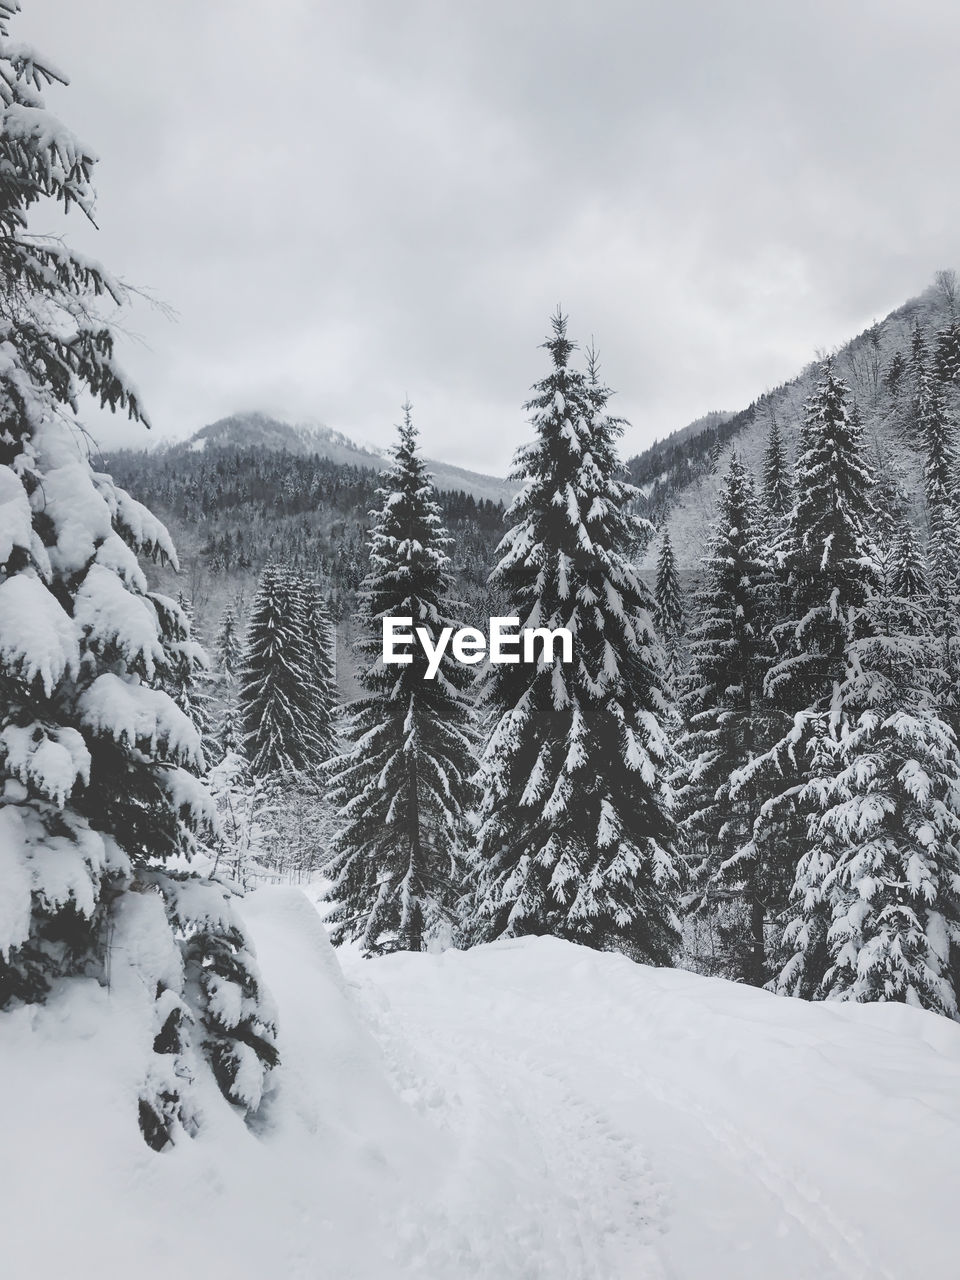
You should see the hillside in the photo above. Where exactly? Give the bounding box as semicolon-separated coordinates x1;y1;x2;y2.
188;412;386;467
626;277;960;567
104;424;511;697
174;411;518;506
4;885;959;1280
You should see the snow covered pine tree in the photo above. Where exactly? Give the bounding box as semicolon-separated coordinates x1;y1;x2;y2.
301;576;339;763
472;313;679;961
734;361;877;998
323;405;476;953
215;604;244;681
915;364;960;736
676;455;777;983
654;527;685;705
761;416;793;529
0;4;277;1148
789;517;960;1017
212;601;244;751
238;564;336;878
240;563;336;775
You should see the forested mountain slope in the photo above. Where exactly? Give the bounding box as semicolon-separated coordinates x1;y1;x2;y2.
107;278;959;647
106;424;510;644
627;276;960;566
162;410;518;505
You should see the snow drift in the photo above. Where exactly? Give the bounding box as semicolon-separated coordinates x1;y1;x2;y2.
3;886;960;1279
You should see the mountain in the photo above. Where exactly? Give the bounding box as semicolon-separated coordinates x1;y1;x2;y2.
104;420;512;703
179;411;517;505
626;276;960;567
187;412;384;466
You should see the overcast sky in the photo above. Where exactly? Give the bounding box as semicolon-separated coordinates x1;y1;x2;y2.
24;0;960;473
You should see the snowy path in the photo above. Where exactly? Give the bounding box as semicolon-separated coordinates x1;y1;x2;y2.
5;890;960;1280
344;937;960;1280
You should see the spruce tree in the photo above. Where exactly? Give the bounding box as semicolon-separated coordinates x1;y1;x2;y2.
916;370;960;735
676;456;778;983
905;322;929;444
733;363;875;995
323;406;476;953
300;578;339;763
472;314;679;961
0;5;276;1148
934;318;960;387
654;529;685;702
891;520;929;603
917;370;960;587
782;539;960;1017
767;362;875;714
215;605;243;679
239;563;318;776
761;417;793;523
916;368;960;573
885;349;907;398
910;321;928;386
212;602;244;752
710;429;724;473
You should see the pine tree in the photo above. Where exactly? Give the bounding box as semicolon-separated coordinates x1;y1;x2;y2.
710;429;724;473
910;321;928;384
768;362;876;714
676;456;778;983
300;578;339;763
781;544;960;1017
885;349;907;398
0;5;276;1148
761;417;793;523
733;363;876;995
654;528;685;701
323;406;476;953
891;520;929;603
917;371;960;588
215;605;243;679
905;322;929;445
934;318;960;387
915;370;960;736
472;314;679;961
239;563;317;776
212;602;244;753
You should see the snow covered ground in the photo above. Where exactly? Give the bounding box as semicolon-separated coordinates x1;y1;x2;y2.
3;885;960;1279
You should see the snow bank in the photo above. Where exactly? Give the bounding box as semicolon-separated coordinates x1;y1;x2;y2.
356;939;960;1279
0;887;441;1280
3;893;960;1279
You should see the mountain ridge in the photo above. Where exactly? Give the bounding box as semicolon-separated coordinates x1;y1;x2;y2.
167;410;517;505
629;278;960;567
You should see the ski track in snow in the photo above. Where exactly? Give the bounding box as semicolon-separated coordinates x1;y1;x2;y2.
345;940;952;1280
356;974;670;1279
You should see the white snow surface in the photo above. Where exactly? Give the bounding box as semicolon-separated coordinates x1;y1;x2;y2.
3;886;960;1279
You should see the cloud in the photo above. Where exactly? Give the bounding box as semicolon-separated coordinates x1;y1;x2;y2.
24;0;960;472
